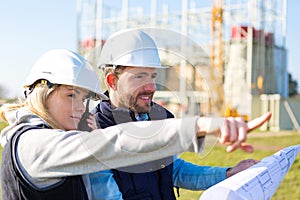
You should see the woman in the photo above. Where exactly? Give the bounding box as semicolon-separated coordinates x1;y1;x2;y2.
0;49;204;199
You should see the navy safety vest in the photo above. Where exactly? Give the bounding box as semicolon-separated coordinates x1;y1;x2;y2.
1;125;88;200
94;100;176;200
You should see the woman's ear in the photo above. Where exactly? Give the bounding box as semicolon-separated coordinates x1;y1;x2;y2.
106;73;117;90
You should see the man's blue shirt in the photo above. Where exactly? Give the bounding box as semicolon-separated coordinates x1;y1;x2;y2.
89;156;228;199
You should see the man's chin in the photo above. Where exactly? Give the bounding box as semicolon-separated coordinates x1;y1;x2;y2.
132;105;151;114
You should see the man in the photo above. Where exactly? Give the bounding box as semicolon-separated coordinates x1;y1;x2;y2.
90;29;269;199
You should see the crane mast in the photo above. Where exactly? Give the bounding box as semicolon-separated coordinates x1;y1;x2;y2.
211;0;224;114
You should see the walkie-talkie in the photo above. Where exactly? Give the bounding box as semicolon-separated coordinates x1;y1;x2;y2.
77;99;93;131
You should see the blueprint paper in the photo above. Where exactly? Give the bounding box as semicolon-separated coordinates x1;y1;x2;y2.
200;145;300;200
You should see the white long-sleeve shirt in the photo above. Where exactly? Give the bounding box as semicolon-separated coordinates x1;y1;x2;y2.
0;108;205;190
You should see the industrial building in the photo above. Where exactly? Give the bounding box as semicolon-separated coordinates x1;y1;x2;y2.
76;0;299;131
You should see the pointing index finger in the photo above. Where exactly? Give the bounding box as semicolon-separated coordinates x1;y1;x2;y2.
247;112;272;133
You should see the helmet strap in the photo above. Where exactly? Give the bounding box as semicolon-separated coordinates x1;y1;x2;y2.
24;79;55;98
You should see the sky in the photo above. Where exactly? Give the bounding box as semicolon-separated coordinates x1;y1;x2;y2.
0;0;299;98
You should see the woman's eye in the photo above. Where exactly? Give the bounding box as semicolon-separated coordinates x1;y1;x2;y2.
82;97;88;103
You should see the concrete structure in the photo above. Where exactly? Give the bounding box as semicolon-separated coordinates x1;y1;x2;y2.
224;26;288;118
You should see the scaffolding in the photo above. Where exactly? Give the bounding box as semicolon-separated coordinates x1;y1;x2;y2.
77;0;287;118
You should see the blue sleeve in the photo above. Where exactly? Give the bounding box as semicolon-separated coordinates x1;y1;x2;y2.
173;157;229;190
89;170;123;200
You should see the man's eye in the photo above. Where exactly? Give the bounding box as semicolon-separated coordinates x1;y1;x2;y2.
135;75;143;79
134;74;148;80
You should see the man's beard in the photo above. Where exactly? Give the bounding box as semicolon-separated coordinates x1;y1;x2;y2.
131;101;151;114
120;92;153;113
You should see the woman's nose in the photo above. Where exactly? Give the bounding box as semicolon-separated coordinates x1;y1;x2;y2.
75;100;86;113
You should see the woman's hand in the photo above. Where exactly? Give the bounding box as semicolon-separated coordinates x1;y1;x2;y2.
197;112;272;153
87;114;97;130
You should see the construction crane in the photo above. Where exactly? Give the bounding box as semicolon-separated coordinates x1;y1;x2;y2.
211;0;224;115
211;0;249;120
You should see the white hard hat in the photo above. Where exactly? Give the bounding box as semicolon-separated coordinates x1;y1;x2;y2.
24;49;108;100
98;29;168;69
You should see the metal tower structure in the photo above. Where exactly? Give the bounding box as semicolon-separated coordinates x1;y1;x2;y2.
77;0;287;118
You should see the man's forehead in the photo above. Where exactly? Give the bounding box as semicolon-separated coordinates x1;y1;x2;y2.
123;66;157;74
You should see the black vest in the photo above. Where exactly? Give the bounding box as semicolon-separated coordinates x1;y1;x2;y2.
94;100;176;200
1;125;88;200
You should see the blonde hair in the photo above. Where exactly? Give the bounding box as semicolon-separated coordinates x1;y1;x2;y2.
0;84;63;129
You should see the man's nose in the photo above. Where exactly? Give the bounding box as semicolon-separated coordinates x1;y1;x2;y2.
143;81;156;92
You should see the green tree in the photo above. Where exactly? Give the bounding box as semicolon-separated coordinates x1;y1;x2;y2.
288;73;299;96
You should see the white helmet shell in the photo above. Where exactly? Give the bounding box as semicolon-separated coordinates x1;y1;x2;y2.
98;29;168;69
24;49;108;100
